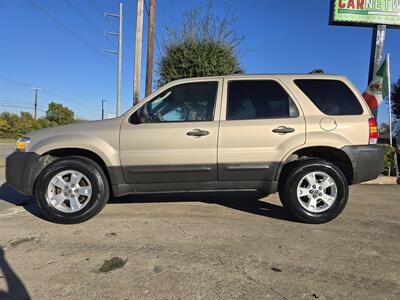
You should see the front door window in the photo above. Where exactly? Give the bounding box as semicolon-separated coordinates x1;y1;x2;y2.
133;81;218;123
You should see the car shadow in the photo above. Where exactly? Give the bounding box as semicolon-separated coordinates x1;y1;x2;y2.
0;184;41;217
0;247;31;300
0;183;296;223
110;191;296;222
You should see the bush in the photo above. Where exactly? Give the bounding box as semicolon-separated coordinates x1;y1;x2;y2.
381;144;398;176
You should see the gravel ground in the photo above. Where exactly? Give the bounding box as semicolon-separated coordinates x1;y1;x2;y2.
0;167;399;300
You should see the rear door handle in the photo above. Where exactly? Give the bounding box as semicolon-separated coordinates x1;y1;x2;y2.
187;129;210;137
272;126;295;134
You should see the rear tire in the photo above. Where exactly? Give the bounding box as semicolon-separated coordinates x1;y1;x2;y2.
279;159;348;224
34;156;109;224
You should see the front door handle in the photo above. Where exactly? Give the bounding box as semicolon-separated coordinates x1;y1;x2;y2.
272;126;295;134
187;129;210;137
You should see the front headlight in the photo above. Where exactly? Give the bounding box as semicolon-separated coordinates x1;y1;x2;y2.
15;137;31;152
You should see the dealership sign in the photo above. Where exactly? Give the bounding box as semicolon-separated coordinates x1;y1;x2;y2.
330;0;400;26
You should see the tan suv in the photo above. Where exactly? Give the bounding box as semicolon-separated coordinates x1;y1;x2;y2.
5;74;383;224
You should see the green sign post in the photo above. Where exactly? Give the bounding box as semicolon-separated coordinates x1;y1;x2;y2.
330;0;400;118
330;0;400;27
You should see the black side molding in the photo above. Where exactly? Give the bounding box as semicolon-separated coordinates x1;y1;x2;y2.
123;164;217;184
128;165;212;173
219;162;279;181
224;164;270;171
112;180;278;197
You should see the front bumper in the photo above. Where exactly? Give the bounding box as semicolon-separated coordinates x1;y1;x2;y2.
5;152;43;196
342;145;384;184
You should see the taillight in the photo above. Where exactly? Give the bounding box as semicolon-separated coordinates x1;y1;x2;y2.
368;118;378;144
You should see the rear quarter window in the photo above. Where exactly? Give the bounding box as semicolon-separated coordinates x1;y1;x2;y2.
294;79;363;115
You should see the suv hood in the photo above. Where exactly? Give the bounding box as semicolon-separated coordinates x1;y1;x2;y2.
24;117;124;155
26;118;123;139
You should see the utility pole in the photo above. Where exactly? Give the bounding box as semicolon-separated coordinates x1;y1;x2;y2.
31;87;41;119
104;2;123;117
145;0;156;97
101;99;107;120
133;0;144;104
368;25;386;119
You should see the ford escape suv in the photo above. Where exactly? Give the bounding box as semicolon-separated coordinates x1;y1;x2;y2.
5;74;384;224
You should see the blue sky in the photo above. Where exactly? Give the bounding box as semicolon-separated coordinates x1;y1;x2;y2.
0;0;399;123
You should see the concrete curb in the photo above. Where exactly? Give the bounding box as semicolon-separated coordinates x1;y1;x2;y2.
362;176;399;185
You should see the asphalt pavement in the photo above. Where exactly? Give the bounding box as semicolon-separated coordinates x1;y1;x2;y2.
0;167;399;300
0;143;14;162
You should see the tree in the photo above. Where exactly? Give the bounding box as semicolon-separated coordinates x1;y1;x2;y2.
0;112;18;138
391;79;400;120
157;1;243;85
46;102;75;125
15;112;35;136
0;102;76;139
34;117;56;130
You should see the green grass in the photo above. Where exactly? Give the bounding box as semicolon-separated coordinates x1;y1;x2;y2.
0;138;16;143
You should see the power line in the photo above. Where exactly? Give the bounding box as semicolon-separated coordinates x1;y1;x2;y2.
64;0;117;50
0;75;102;112
89;0;117;30
144;0;162;54
89;0;135;55
18;2;135;113
0;75;38;89
41;90;102;112
0;100;47;110
86;0;136;87
29;0;117;66
0;99;33;104
0;104;47;113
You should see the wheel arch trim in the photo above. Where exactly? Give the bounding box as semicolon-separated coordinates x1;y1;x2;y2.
275;145;354;184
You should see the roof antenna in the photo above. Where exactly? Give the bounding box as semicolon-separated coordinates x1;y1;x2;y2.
309;69;324;74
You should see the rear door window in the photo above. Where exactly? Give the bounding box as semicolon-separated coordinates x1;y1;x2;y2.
294;79;363;115
227;80;299;120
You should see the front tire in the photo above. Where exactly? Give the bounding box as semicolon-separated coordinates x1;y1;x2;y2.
34;156;109;224
279;159;349;224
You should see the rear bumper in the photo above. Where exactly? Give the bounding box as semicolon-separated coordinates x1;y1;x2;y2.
5;152;43;196
342;145;384;184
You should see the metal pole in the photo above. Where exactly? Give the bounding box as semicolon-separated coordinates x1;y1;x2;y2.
134;0;144;104
145;0;156;97
386;54;397;178
104;4;123;117
368;25;386;119
102;99;107;120
34;88;38;119
388;54;392;146
117;2;123;116
32;87;40;119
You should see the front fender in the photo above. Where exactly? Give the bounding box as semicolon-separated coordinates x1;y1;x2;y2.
28;134;120;167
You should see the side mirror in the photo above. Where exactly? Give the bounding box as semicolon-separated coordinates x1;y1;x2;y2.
130;105;148;124
130;111;142;124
